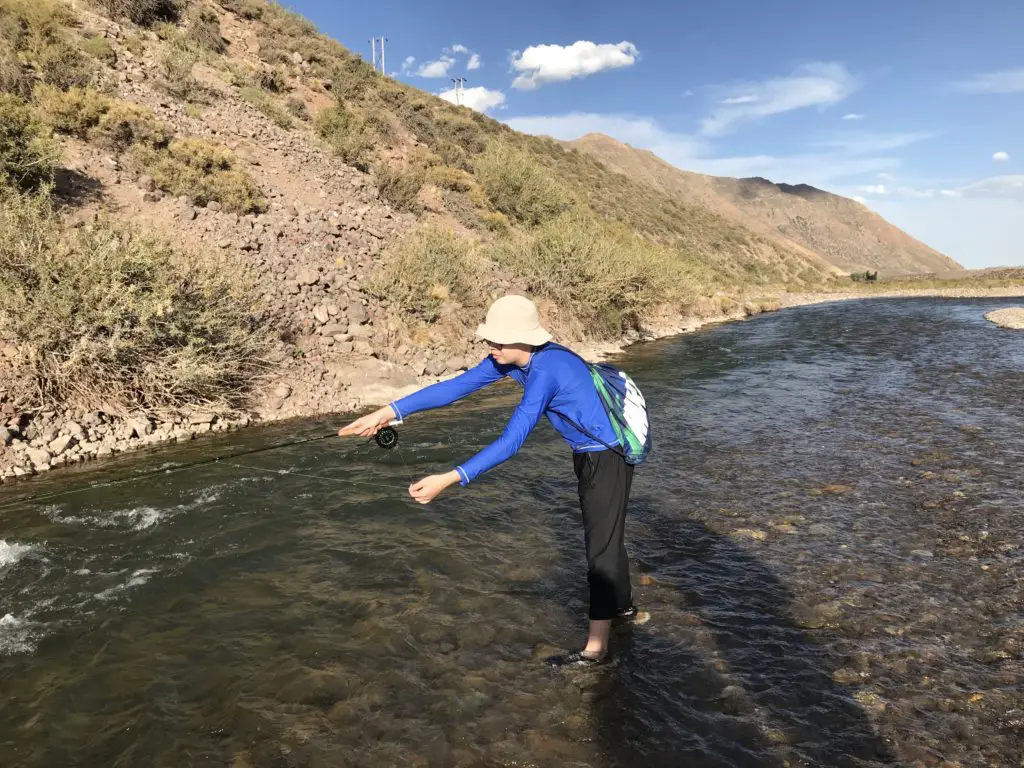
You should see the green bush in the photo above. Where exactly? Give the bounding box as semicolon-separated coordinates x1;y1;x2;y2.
96;0;185;27
374;162;423;214
35;85;172;151
81;35;117;65
488;211;679;335
159;47;202;101
239;86;292;129
314;103;374;171
34;84;110;138
94;100;173;151
474;143;574;226
425;165;473;192
131;137;265;213
368;225;478;321
0;186;273;413
0;94;58;190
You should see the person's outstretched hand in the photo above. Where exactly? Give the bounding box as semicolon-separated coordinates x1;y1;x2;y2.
338;405;396;438
409;471;461;504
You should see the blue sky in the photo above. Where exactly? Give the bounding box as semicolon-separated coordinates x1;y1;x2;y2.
285;0;1023;269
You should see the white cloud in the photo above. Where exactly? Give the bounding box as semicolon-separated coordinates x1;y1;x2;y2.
842;113;865;120
439;85;506;113
954;67;1024;94
451;44;470;55
993;151;1010;162
859;184;887;195
467;53;481;70
510;41;639;90
853;195;867;204
401;56;415;74
959;174;1024;197
877;172;896;181
721;94;758;105
502;112;903;187
700;62;858;136
939;189;961;198
416;56;455;78
813;132;935;155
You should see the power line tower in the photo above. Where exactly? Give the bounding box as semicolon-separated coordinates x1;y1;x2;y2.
369;36;388;73
450;77;468;105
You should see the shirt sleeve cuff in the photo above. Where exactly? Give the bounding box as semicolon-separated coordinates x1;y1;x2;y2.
388;402;404;422
455;466;470;486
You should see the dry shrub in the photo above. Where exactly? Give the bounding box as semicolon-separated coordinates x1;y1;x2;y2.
313;103;374;171
488;211;679;336
474;143;573;226
239;86;292;129
94;100;173;151
33;84;110;138
481;211;510;235
81;35;117;65
0;187;273;413
374;162;424;214
425;165;473;192
96;0;185;27
35;85;172;151
0;0;93;96
215;0;263;19
285;96;309;121
131;137;266;213
186;6;225;54
0;93;58;190
368;225;478;321
160;47;202;101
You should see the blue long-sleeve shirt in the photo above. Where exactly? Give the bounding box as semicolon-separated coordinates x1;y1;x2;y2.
389;343;618;485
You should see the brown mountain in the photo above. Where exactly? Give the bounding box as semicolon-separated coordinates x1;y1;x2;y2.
568;133;963;277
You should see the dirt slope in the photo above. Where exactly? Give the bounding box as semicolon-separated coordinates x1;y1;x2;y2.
569;133;963;277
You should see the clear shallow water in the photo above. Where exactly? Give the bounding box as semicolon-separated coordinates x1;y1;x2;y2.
1;297;1022;768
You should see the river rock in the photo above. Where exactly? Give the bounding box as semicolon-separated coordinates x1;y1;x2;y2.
729;528;767;541
347;302;368;325
48;434;75;455
189;412;216;426
313;305;330;324
321;323;348;337
26;447;51;468
2;427;15;447
296;268;319;286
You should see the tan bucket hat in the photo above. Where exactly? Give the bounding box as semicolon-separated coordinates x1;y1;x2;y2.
475;295;553;346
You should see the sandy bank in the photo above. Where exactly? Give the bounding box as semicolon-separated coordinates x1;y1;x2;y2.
984;307;1024;329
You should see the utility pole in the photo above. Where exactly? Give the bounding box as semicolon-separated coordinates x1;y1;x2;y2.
369;36;388;74
450;77;467;105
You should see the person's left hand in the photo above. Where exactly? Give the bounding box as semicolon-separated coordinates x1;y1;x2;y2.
409;471;460;504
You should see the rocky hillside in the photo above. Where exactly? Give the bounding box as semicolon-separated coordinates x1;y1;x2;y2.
570;133;962;277
0;0;924;481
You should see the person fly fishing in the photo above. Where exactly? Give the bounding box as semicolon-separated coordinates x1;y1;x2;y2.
338;295;651;666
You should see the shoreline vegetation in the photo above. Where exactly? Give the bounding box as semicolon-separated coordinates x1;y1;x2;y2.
3;283;1022;486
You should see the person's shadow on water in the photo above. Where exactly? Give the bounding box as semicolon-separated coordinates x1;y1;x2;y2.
528;481;897;768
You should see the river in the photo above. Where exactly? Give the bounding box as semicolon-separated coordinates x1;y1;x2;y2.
1;297;1022;767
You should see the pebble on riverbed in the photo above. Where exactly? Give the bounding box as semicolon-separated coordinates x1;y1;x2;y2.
984;307;1024;329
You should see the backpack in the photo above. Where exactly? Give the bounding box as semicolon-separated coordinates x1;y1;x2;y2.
544;345;653;466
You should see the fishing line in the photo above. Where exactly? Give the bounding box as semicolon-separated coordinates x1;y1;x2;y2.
218;459;411;491
0;424;413;512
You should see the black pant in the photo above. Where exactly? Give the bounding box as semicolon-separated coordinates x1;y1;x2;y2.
573;449;634;621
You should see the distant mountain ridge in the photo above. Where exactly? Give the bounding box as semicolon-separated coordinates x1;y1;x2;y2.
568;133;963;277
